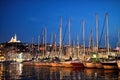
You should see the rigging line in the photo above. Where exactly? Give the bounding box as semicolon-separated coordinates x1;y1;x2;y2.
89;29;93;48
56;25;60;36
78;26;82;43
40;27;44;44
48;32;52;44
38;26;42;44
79;24;83;35
79;22;83;45
98;16;106;47
39;26;43;44
62;24;67;45
51;26;60;45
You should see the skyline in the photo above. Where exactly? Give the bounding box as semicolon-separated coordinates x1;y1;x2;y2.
0;0;120;48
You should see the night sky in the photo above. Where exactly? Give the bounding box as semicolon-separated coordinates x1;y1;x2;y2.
0;0;120;48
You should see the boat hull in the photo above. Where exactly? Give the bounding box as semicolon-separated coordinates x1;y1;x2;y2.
117;61;120;69
102;62;118;69
84;62;96;68
22;61;34;66
61;62;72;67
71;62;84;68
96;63;103;68
50;62;64;67
34;62;51;67
61;61;84;68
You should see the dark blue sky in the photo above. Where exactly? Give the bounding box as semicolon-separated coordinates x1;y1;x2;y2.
0;0;120;47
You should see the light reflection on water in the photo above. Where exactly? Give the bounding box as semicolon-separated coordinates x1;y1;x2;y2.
0;63;119;80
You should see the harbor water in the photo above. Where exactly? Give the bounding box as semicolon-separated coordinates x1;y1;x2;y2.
0;63;119;80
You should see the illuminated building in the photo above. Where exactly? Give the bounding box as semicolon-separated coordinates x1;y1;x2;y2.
8;34;21;43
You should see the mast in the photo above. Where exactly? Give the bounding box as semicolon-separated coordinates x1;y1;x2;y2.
96;13;98;51
89;30;92;49
67;16;72;59
77;34;79;58
32;37;34;54
45;27;47;54
50;32;53;44
106;13;109;55
54;33;57;57
42;27;46;58
68;16;71;46
42;28;44;58
118;30;120;46
82;19;85;54
38;35;40;51
88;34;91;49
14;34;17;41
37;35;40;58
72;40;75;58
59;16;62;59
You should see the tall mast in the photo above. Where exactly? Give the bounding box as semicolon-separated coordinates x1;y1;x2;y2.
77;34;79;58
42;27;46;58
96;13;98;51
50;32;53;44
106;13;109;55
38;35;40;51
54;33;57;56
68;16;71;46
60;16;62;49
118;30;120;46
45;27;47;57
59;16;62;59
42;28;44;58
14;34;17;41
89;30;92;49
72;40;75;58
82;19;85;54
32;37;34;54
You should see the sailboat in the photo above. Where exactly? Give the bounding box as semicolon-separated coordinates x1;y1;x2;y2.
68;19;84;68
84;30;96;68
60;17;84;68
95;13;103;69
101;13;118;69
50;16;65;67
84;13;103;68
83;16;97;68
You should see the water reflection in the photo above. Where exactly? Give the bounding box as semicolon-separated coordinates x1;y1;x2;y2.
1;62;23;79
49;67;84;80
0;63;120;80
104;69;119;80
